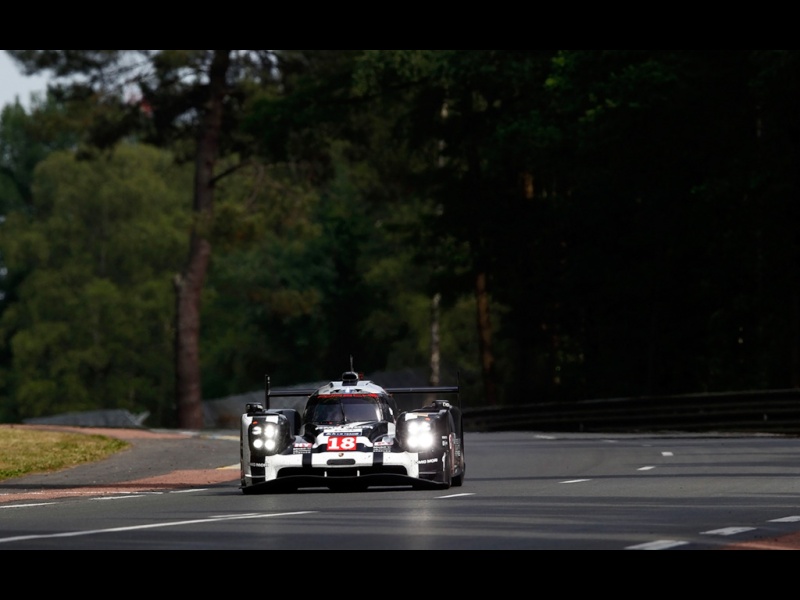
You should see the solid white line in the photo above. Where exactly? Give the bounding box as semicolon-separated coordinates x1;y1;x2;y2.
0;503;56;509
626;540;690;550
0;510;318;544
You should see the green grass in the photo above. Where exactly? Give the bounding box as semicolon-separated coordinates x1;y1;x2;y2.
0;427;129;482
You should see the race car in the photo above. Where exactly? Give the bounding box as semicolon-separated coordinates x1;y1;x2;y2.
239;367;465;494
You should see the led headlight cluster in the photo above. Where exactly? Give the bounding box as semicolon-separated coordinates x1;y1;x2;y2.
400;417;436;450
249;415;290;456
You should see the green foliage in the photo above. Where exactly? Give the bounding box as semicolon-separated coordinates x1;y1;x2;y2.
200;158;332;396
5;49;800;422
0;143;190;423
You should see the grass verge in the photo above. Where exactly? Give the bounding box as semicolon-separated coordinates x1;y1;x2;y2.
0;427;129;481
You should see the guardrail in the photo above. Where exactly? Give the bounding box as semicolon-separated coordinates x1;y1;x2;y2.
461;389;800;435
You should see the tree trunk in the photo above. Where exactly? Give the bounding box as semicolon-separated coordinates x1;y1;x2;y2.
475;270;498;405
175;50;231;429
429;292;441;386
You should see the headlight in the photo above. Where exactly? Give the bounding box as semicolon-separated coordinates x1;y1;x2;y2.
404;419;435;450
249;416;290;456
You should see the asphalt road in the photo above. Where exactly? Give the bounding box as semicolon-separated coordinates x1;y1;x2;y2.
2;426;800;550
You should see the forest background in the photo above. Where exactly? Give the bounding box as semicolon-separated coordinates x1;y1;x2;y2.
1;50;798;429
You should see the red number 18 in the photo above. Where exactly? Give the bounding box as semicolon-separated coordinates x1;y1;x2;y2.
327;436;357;451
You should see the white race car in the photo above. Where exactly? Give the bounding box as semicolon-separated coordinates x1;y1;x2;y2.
240;368;465;493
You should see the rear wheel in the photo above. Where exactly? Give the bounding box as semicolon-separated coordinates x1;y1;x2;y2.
451;459;465;486
439;435;453;488
451;418;465;486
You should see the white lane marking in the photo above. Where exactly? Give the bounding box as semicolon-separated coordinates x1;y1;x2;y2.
437;493;474;499
94;494;162;501
0;510;318;544
534;434;556;440
626;540;690;550
93;489;207;501
769;515;800;523
661;452;673;456
561;479;591;484
638;466;656;471
0;503;56;509
701;527;756;536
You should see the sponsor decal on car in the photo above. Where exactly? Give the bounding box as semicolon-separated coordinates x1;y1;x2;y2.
293;442;312;454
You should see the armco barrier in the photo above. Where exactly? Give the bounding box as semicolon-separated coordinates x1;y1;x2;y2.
461;389;800;435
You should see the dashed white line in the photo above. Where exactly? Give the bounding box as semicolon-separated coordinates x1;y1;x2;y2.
626;539;690;550
701;527;756;536
638;466;656;471
93;494;162;501
561;479;591;484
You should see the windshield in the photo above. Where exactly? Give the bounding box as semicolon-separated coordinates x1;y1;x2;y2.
305;395;383;424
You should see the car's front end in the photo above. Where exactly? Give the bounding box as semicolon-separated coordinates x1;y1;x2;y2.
240;370;464;493
241;411;452;492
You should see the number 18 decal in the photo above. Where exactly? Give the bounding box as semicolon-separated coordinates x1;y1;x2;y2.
327;436;357;451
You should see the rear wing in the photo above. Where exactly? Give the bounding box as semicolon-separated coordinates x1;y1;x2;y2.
263;375;460;410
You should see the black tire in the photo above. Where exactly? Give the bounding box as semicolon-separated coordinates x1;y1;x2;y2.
451;459;465;486
240;438;247;488
242;484;259;495
451;417;465;486
440;435;453;488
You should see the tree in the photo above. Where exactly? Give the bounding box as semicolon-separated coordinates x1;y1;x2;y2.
0;143;191;423
345;50;568;405
5;50;282;428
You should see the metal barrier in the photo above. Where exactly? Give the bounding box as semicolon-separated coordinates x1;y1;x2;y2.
461;389;800;435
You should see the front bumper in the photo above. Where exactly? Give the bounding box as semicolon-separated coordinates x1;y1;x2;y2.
243;449;449;492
